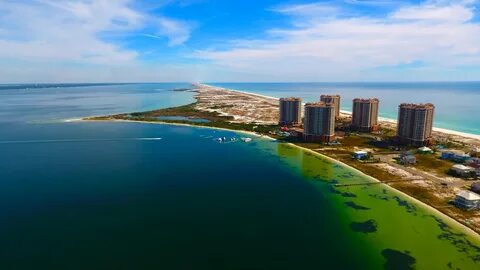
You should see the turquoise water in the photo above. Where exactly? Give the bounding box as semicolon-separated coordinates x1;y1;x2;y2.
0;83;480;269
209;82;480;135
0;83;195;123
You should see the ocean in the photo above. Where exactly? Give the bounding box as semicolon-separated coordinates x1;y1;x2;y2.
210;82;480;136
0;83;479;269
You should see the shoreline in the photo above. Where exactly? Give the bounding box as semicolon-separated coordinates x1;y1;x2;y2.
80;118;277;141
284;142;480;239
80;117;480;240
78;83;480;238
200;84;480;141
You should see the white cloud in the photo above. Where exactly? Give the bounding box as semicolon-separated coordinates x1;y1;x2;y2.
0;0;193;65
391;3;474;22
157;17;195;46
194;1;480;81
271;2;340;18
0;0;143;64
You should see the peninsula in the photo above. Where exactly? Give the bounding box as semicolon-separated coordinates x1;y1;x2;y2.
85;83;480;234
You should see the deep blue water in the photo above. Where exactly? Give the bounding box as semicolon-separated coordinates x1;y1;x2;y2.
1;83;480;269
0;121;365;269
209;82;480;135
0;83;370;268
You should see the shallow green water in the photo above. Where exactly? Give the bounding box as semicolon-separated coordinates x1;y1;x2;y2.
271;142;480;269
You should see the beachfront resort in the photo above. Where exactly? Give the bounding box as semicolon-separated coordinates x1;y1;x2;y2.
278;93;480;213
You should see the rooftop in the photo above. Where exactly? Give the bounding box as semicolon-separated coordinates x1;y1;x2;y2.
452;164;475;171
399;103;435;109
456;190;480;201
353;98;379;103
280;97;302;102
442;149;468;155
305;102;335;108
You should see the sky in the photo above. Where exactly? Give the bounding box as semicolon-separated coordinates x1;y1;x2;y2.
0;0;480;83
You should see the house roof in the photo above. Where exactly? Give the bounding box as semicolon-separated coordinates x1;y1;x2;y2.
452;164;475;171
457;190;480;201
443;150;469;156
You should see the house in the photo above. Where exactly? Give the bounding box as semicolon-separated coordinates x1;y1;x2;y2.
471;182;480;194
417;146;433;154
441;150;471;163
466;157;480;168
399;153;417;165
454;190;480;210
450;164;476;178
470;147;480;157
353;151;369;160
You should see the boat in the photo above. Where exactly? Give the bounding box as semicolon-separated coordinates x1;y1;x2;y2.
241;137;252;143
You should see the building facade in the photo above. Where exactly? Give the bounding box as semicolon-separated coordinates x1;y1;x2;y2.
454;190;480;210
320;95;341;119
279;97;302;126
397;103;435;146
303;102;335;142
352;98;379;132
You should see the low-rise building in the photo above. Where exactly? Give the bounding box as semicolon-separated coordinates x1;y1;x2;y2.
417;146;433;154
470;147;480;157
353;151;369;160
399;154;417;165
466;157;480;168
454;190;480;210
441;150;471;163
466;158;480;177
471;182;480;194
450;164;476;178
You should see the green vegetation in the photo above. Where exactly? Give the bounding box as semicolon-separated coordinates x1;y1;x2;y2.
339;135;372;148
87;103;279;135
414;153;453;175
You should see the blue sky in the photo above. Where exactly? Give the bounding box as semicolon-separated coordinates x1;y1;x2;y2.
1;0;480;82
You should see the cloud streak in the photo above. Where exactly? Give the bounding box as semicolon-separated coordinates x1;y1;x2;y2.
194;1;480;81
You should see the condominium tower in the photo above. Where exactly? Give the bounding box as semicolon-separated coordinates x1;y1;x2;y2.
352;98;380;132
303;102;336;142
397;103;435;146
320;95;341;119
279;97;302;126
